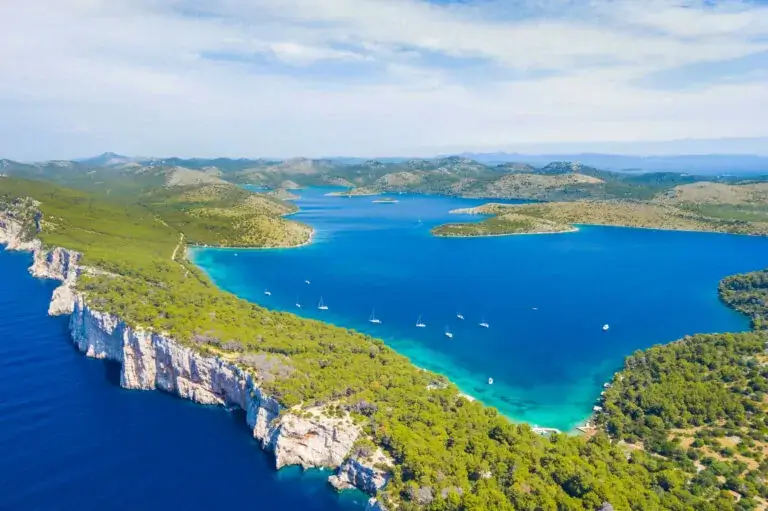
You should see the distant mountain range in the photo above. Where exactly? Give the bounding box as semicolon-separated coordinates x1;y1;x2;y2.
3;152;767;203
446;153;768;175
68;151;768;176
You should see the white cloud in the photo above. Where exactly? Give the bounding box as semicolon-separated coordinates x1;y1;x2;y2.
0;0;766;159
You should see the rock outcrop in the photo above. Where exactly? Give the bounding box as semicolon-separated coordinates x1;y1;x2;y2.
1;208;389;505
0;212;39;251
1;212;81;315
69;296;363;470
329;448;392;494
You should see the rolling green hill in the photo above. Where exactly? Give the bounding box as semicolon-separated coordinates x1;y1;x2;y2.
3;174;756;510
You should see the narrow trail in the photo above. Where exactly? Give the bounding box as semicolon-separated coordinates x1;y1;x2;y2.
171;232;184;261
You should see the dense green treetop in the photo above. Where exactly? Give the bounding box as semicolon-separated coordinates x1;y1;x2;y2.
594;269;768;509
2;175;766;510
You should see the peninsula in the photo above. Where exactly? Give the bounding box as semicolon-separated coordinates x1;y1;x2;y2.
432;182;768;238
2;173;767;510
325;187;381;197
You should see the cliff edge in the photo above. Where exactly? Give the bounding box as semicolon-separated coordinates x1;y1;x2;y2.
0;209;390;508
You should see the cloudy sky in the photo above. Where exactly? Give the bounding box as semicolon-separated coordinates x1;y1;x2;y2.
2;0;768;160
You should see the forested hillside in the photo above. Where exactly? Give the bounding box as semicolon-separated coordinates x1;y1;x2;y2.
4;154;767;203
594;269;768;508
2;175;755;510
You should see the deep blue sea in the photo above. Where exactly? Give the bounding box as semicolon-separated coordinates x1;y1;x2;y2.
193;188;768;431
0;249;363;511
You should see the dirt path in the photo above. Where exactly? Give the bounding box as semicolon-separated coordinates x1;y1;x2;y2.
171;232;184;261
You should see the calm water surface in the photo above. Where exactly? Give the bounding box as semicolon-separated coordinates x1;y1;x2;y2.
0;249;363;511
193;188;768;430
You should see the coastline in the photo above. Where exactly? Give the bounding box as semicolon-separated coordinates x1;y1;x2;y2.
432;226;579;238
0;214;388;511
432;220;768;239
325;191;381;198
4;187;760;508
188;227;315;254
573;222;768;237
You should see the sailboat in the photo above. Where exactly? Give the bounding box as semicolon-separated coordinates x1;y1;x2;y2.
456;313;465;320
445;326;453;339
318;297;329;311
602;324;610;331
369;309;381;324
295;297;302;308
479;316;489;328
415;315;426;328
264;289;271;296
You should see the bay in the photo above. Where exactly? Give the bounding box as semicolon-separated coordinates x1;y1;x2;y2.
193;188;768;431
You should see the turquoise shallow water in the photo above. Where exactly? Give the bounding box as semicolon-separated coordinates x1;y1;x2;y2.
192;188;768;431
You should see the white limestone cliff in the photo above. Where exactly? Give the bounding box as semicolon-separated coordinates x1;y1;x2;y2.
329;448;392;494
68;295;368;475
1;210;390;507
1;212;81;315
0;213;39;251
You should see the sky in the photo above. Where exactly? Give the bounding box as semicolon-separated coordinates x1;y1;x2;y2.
1;0;768;160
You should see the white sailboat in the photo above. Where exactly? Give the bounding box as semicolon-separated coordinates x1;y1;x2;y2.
369;309;381;324
479;316;489;328
415;315;426;328
456;313;465;320
602;324;610;331
264;289;271;296
295;299;302;308
445;326;453;339
318;297;328;311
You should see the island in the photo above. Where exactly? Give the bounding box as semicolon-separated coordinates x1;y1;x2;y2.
433;211;575;237
432;184;768;238
2;171;768;510
325;187;381;197
265;188;301;201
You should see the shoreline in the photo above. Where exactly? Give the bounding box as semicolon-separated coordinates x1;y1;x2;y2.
188;228;316;253
433;221;768;239
0;217;390;510
574;222;768;237
432;226;579;238
325;190;381;198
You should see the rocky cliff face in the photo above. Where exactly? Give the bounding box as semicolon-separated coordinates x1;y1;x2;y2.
1;212;81;315
0;212;39;251
2;211;389;507
69;295;363;471
329;448;392;494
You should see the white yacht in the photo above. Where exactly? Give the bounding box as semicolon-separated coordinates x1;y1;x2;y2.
456;313;465;320
318;297;328;311
305;279;311;285
264;289;271;296
488;377;494;385
415;315;426;328
479;317;489;328
369;309;381;324
445;326;453;339
602;324;610;331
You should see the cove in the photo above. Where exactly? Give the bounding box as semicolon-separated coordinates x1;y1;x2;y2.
0;249;363;511
192;188;768;431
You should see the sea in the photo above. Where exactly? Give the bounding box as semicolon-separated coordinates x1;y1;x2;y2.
0;249;365;510
192;187;768;431
2;188;767;510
